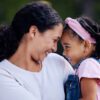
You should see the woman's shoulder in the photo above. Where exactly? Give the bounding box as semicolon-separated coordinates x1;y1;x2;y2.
0;60;14;80
43;53;74;82
46;53;64;59
44;53;71;66
43;53;74;73
45;53;68;62
0;63;35;100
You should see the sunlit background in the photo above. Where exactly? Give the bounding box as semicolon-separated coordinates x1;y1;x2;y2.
0;0;100;54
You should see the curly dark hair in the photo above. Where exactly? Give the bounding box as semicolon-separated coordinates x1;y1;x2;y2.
0;1;63;61
77;16;100;58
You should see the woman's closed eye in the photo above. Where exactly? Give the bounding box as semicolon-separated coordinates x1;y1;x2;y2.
53;39;58;43
53;37;60;43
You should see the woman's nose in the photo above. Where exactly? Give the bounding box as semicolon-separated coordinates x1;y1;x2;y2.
52;43;57;52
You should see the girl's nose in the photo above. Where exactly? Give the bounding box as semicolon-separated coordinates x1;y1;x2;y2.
63;50;66;56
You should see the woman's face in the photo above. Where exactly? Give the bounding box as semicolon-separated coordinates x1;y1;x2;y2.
30;23;63;63
61;30;85;66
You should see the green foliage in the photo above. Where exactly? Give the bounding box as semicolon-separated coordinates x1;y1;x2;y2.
0;0;100;23
0;0;29;24
50;0;77;20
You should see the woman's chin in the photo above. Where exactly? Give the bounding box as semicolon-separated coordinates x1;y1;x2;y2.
40;56;46;62
39;53;49;62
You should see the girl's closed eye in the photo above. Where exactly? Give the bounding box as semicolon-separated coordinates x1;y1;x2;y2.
65;45;70;49
63;44;70;50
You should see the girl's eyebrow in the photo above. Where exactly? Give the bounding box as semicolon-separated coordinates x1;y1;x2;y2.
62;43;70;45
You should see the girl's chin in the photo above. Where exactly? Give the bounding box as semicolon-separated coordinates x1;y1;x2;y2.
70;61;77;66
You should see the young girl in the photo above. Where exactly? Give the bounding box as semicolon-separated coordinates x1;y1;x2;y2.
61;16;100;100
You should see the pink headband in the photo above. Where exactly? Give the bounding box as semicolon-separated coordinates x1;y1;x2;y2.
65;17;96;43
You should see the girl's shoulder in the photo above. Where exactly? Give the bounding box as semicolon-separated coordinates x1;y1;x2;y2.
78;58;100;80
81;57;100;66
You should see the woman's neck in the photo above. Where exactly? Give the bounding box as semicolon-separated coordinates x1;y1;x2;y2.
9;45;42;72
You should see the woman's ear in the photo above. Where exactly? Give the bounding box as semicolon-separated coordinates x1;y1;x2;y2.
28;26;37;39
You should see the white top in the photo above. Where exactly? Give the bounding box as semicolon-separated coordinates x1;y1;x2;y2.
77;58;100;100
0;53;74;100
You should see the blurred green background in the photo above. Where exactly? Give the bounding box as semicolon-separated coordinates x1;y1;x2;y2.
0;0;100;54
0;0;100;24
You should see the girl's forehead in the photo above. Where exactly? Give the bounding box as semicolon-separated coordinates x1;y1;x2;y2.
61;32;83;46
62;28;74;37
62;31;75;40
62;28;84;42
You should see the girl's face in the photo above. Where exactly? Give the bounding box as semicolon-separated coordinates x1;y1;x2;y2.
61;30;85;66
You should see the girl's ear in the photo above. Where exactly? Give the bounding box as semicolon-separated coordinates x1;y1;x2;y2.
83;40;94;56
84;40;91;52
80;41;86;52
80;40;90;54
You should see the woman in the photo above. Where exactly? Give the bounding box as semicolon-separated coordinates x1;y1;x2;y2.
0;1;74;100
